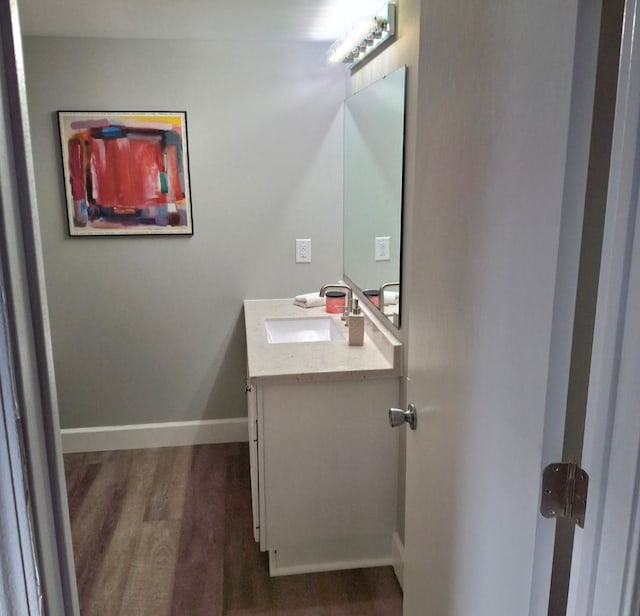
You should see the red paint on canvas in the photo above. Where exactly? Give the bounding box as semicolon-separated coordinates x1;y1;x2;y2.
89;137;177;208
68;139;85;200
166;145;184;203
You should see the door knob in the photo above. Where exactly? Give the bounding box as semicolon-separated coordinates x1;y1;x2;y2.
389;404;417;430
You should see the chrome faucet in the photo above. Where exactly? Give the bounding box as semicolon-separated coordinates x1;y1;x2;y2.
378;281;400;309
319;283;352;321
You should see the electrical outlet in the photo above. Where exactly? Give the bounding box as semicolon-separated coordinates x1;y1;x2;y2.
375;236;391;261
296;238;311;263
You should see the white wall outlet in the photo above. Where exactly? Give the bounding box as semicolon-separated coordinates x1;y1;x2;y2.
375;236;391;261
296;238;311;263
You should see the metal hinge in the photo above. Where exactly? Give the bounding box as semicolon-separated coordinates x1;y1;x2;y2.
541;462;589;528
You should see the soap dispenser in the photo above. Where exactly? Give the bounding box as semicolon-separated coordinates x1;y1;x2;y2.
348;299;365;346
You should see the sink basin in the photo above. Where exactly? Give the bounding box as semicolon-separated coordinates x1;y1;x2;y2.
264;317;344;344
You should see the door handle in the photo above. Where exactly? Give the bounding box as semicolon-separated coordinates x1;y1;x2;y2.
389;404;417;430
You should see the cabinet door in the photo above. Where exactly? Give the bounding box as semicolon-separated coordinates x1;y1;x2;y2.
260;379;399;562
246;383;260;543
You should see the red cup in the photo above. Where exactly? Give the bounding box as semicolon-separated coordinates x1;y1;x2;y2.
325;291;346;314
364;289;380;307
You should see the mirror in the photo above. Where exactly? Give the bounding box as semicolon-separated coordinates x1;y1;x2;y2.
343;65;406;328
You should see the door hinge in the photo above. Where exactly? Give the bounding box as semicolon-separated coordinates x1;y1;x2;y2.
541;462;589;528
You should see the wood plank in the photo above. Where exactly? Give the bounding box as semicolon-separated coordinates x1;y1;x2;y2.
63;452;86;492
70;450;133;608
144;445;192;521
83;448;160;615
365;566;404;616
65;460;100;525
169;444;226;614
223;443;274;612
119;519;181;616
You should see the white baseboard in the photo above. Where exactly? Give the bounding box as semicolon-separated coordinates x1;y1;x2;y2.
61;418;248;453
268;549;392;577
391;531;405;591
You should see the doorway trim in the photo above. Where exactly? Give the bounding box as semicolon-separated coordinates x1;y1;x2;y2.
567;0;640;613
0;0;79;613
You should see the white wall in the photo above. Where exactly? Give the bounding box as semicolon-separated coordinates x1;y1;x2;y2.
24;36;345;428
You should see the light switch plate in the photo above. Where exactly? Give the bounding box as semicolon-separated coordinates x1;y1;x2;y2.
375;236;391;261
296;238;311;263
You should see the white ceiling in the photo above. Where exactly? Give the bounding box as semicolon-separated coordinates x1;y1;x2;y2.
18;0;385;41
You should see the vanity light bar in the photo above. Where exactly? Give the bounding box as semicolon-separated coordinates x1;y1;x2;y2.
328;2;397;67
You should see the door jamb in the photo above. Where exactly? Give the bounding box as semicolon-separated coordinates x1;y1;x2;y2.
0;0;79;613
567;0;640;613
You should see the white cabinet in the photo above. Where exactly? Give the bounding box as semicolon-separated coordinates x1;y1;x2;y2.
243;298;402;576
246;377;400;576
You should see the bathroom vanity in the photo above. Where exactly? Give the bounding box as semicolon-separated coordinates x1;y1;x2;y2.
244;298;402;576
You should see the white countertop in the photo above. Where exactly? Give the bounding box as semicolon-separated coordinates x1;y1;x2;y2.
244;298;402;384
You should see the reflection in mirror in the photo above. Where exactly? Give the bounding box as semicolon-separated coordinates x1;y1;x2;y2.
343;65;406;328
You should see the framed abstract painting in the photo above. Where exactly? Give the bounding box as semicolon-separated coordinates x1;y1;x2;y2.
57;111;193;237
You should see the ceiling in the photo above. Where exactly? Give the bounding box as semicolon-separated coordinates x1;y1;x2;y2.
18;0;385;42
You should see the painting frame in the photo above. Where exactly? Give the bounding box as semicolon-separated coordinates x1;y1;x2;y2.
57;110;194;237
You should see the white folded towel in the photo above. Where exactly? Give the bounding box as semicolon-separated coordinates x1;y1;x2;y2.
382;291;399;305
293;292;325;308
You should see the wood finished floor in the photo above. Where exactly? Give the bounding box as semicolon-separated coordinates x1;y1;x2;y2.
64;443;403;615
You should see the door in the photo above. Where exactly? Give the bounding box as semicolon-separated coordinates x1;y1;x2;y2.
402;2;596;614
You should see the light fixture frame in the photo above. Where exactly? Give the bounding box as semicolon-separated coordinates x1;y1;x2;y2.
328;2;397;68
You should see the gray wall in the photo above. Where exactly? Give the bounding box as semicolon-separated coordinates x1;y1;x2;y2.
24;36;345;428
